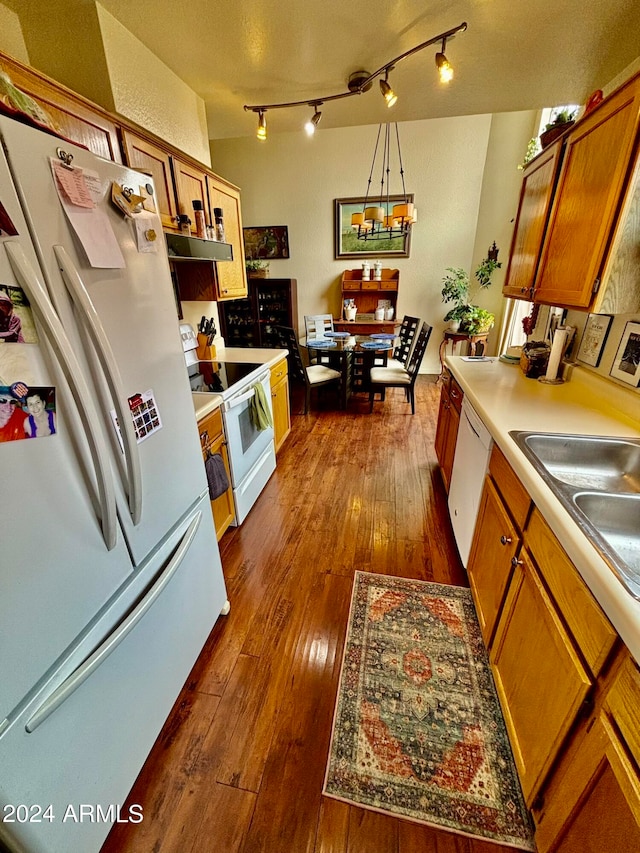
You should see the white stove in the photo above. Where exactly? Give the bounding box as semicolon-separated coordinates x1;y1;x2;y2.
180;324;276;526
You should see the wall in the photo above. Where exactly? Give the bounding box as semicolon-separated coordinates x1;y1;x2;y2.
0;2;28;64
0;1;210;167
211;112;535;373
95;4;210;166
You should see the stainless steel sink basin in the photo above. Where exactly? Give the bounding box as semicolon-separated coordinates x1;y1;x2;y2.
510;431;640;600
517;433;640;493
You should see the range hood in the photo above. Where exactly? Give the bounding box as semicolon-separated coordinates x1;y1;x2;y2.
166;233;233;262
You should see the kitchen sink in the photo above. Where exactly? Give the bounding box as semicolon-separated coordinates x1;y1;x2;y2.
516;433;640;493
510;431;640;600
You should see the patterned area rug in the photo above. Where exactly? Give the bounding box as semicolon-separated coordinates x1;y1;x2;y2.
323;572;534;850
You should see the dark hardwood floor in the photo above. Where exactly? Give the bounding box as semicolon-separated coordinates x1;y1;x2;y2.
101;378;510;853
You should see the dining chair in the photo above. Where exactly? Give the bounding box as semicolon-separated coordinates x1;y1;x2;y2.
276;326;341;414
386;314;421;370
368;322;433;414
304;314;334;339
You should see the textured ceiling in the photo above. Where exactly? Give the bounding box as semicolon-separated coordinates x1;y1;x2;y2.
12;0;640;138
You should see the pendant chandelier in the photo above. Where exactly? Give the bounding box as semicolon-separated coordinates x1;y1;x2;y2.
351;122;416;242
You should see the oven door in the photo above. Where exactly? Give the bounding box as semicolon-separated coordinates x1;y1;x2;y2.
222;370;274;486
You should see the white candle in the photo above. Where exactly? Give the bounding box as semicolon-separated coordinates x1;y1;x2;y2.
545;329;568;381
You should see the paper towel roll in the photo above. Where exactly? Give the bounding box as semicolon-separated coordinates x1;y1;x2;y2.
545;329;568;381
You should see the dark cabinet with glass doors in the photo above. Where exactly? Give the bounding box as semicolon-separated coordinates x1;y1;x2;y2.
218;278;298;347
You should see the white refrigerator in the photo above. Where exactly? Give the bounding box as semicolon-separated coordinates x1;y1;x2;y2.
0;117;228;853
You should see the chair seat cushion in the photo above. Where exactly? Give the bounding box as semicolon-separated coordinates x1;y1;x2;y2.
370;365;410;385
307;364;341;384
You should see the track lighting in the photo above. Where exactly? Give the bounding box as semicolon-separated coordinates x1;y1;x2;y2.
244;21;467;136
435;39;454;83
304;105;322;135
379;72;397;108
256;110;267;141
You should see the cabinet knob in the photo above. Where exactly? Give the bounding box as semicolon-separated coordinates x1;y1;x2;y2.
511;556;523;568
500;535;512;545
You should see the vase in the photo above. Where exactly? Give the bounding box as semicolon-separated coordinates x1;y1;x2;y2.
448;320;460;332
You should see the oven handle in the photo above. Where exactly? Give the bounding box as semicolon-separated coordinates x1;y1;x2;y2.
223;373;270;412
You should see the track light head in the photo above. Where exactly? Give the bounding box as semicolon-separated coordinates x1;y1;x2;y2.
304;105;322;136
435;39;454;83
256;110;267;141
379;72;397;108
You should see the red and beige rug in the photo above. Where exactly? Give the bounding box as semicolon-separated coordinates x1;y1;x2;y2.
323;572;535;850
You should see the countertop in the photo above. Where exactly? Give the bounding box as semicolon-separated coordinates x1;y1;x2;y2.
445;355;640;665
191;346;287;421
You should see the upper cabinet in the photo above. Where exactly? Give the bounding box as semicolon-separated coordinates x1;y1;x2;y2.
206;175;248;300
120;130;178;230
504;71;640;313
172;157;211;232
502;139;563;300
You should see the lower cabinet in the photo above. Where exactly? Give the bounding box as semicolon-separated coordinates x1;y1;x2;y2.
467;449;622;826
198;407;234;540
270;356;291;453
532;651;640;852
467;445;531;646
434;368;463;492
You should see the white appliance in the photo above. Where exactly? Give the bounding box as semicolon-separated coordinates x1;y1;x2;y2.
182;325;276;525
448;398;494;568
0;117;228;853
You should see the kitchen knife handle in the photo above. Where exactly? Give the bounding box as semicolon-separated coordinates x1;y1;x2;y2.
4;241;118;551
54;246;143;526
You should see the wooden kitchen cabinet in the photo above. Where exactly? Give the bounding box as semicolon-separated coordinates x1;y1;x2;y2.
206;175;248;300
120;129;179;230
490;507;617;807
198;407;234;540
172;157;211;231
434;368;463;493
534;72;640;309
270;357;291;453
502;138;563;301
532;651;640;852
467;445;532;647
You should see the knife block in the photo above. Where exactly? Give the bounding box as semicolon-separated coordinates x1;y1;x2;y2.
196;333;216;361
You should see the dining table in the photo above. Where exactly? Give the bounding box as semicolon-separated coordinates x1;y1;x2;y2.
299;332;397;407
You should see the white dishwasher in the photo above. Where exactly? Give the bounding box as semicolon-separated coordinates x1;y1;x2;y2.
448;397;493;568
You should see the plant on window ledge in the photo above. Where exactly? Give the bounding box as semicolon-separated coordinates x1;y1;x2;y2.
441;244;502;334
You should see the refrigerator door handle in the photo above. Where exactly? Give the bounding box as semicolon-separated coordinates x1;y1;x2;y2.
53;245;143;526
4;241;118;551
25;510;203;733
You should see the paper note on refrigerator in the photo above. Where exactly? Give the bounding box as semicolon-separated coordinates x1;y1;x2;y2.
50;159;125;269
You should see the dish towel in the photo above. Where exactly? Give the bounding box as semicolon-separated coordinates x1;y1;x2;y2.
249;381;273;430
205;452;229;500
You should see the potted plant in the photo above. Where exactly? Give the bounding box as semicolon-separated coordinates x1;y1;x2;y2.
246;258;270;278
539;109;576;149
441;248;502;334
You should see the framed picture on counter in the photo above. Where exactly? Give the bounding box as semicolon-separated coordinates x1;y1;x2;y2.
609;320;640;386
576;313;612;367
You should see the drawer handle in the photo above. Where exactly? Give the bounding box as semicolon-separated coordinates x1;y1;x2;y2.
500;535;512;545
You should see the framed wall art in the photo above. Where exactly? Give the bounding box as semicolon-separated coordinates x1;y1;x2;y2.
576;313;612;367
609;320;640;386
334;196;413;259
243;225;289;259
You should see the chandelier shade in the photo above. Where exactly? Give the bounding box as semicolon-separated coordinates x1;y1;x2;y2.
350;123;416;242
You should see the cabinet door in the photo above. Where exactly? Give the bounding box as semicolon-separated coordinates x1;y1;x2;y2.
120;130;178;230
467;476;519;646
206;175;248;300
198;410;234;540
502;139;563;300
270;358;291;453
490;547;592;805
172;158;211;233
534;75;640;308
533;653;640;853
